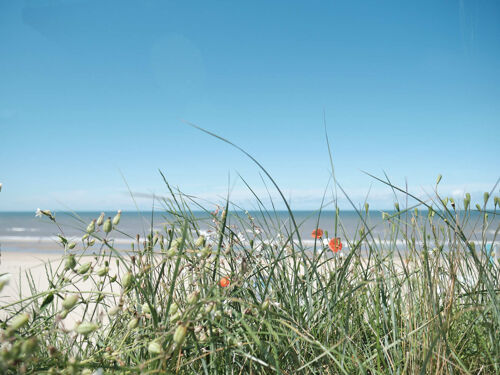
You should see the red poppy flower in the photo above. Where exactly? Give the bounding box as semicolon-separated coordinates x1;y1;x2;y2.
311;228;324;239
329;237;342;253
219;277;230;288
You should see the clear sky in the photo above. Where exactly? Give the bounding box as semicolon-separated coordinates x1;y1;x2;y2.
1;0;499;212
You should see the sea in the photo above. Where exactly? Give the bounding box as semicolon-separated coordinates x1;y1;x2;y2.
0;210;498;254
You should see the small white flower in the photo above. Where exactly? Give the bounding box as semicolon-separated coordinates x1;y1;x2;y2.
35;208;43;218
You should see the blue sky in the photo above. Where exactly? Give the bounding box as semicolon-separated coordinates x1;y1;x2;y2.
1;0;499;211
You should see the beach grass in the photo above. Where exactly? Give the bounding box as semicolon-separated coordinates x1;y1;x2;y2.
1;133;499;374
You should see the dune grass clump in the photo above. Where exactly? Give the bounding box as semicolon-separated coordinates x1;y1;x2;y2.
0;126;499;374
1;178;499;374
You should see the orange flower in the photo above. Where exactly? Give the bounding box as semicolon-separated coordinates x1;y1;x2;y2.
219;277;230;288
329;237;342;253
311;228;324;239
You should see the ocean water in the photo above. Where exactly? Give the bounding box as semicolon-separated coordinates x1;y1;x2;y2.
0;210;498;254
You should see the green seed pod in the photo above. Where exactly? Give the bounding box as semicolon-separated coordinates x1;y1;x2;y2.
122;272;134;289
173;324;188;345
86;220;96;234
442;198;448;207
59;309;69;319
77;262;92;275
169;302;178;315
127;317;139;330
82;233;89;241
204;302;214;314
476;204;481;211
103;218;112;234
142;303;151;314
364;203;369;214
195;235;206;248
170;311;181;323
0;276;10;293
21;337;38;357
96;266;109;277
214;310;222;321
88;239;95;246
166;248;177;258
67;242;76;250
200;247;210;258
187;291;199;305
65;254;77;270
75;322;99;336
436;174;442;185
382;212;389;220
9;313;29;331
394;202;400;211
96;212;105;226
262;299;270;311
484;192;490;205
112;210;122;226
148;341;162;355
62;294;79;310
108;306;121;316
494;196;500;207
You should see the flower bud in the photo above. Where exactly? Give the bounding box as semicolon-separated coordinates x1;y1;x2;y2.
112;210;122;226
96;266;109;277
86;220;96;234
103;218;112;234
262;299;270;311
166;248;177;258
59;309;69;319
170;311;181;323
9;313;29;331
96;212;105;226
436;174;442;185
484;192;490;206
62;294;79;310
21;337;38;357
195;235;206;248
494;196;500;207
108;306;121;316
148;341;162;355
204;302;214;314
169;302;178;315
127;317;139;330
187;291;199;305
173;324;188;345
77;262;92;275
122;272;134;289
142;303;151;314
65;254;77;270
67;241;76;250
75;322;99;336
0;274;10;292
